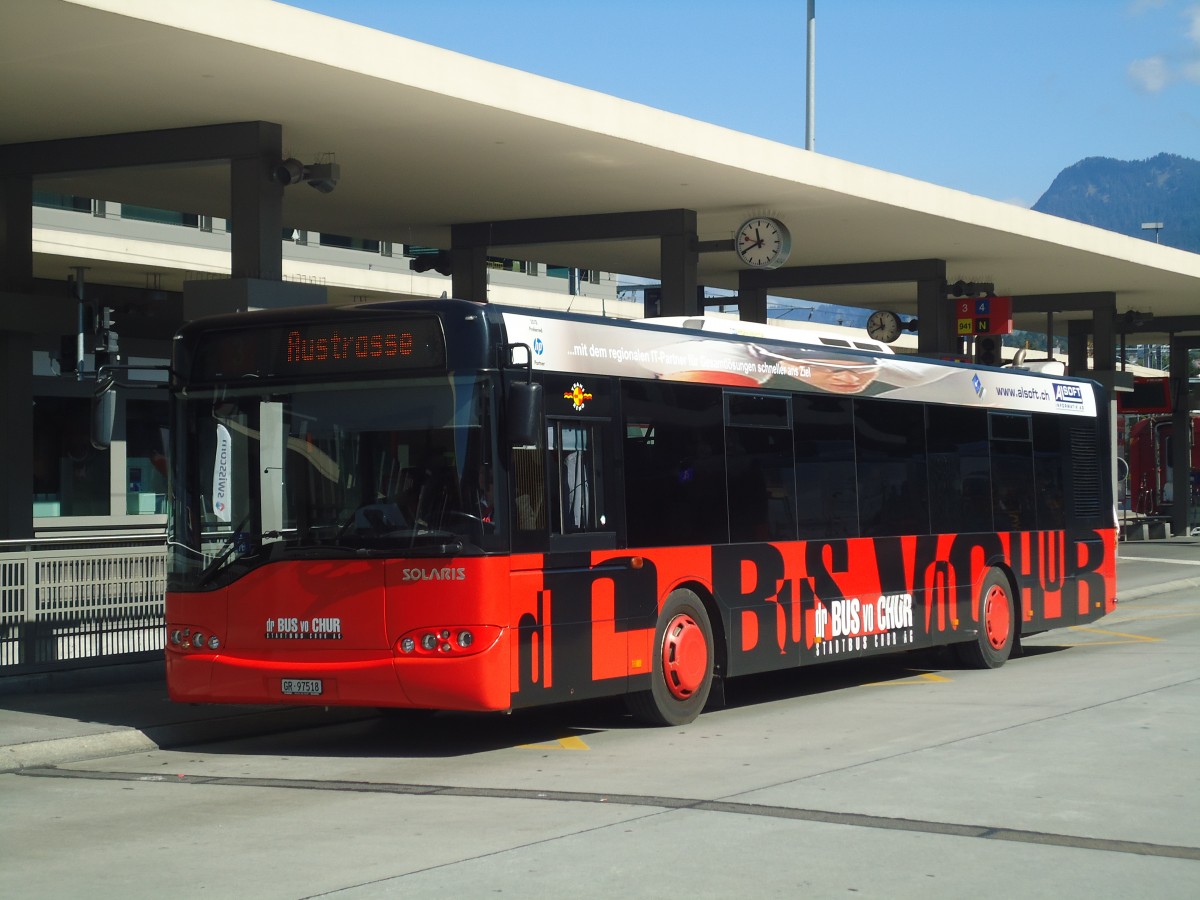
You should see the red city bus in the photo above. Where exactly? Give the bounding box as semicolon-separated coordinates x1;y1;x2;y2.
1127;414;1200;517
158;299;1116;725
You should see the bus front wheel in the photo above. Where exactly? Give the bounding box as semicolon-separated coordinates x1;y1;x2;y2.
626;589;714;727
955;568;1016;669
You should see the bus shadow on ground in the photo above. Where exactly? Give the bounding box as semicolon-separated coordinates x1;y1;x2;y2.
197;644;1072;761
716;642;1070;711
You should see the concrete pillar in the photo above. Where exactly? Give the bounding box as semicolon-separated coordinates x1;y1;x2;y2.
0;175;35;538
1169;336;1199;536
449;237;488;303
915;274;952;356
659;224;699;318
0;174;33;293
229;123;284;281
0;329;33;538
737;283;768;323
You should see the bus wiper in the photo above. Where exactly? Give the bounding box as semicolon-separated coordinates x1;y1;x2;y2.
392;540;465;557
272;542;465;559
194;515;252;588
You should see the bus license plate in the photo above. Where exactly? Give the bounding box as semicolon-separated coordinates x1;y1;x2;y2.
282;678;323;696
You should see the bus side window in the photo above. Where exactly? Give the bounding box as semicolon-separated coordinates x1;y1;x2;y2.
927;404;991;534
547;419;607;534
725;392;797;543
621;381;727;548
1033;415;1067;529
794;396;857;539
989;412;1036;531
855;398;930;537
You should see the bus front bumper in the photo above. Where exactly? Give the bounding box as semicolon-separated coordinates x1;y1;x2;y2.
166;644;512;712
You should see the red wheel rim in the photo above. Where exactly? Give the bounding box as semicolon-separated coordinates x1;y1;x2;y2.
983;584;1011;650
662;613;708;700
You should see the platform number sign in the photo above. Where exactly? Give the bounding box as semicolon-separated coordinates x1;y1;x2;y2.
956;296;1012;336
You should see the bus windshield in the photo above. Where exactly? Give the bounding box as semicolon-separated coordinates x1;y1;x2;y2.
169;374;501;591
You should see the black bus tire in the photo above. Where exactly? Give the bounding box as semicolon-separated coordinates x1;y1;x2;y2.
955;567;1016;669
626;589;714;727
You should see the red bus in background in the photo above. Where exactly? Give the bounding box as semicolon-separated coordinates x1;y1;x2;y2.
157;299;1117;726
1127;415;1200;517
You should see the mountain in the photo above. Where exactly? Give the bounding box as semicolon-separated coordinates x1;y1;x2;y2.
1032;153;1200;253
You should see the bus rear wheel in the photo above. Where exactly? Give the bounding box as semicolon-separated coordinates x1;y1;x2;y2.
626;589;714;726
955;568;1016;669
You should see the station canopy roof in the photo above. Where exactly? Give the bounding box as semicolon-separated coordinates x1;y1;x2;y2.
4;0;1200;338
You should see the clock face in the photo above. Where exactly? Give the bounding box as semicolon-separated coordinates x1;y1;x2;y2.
735;217;792;269
866;310;902;343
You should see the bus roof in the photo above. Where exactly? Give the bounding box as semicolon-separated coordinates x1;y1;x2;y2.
498;305;1102;418
640;315;896;355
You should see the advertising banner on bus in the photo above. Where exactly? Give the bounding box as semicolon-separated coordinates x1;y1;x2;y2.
502;312;1097;417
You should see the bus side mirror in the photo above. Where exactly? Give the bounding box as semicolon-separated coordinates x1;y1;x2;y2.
91;375;117;450
507;381;542;446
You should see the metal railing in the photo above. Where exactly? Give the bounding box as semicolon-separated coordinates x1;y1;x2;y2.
0;534;167;675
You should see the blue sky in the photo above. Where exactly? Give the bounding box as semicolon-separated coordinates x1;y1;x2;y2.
281;1;1198;208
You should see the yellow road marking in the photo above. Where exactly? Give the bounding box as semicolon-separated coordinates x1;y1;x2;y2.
1065;626;1162;644
1104;611;1197;623
865;671;952;687
518;736;590;751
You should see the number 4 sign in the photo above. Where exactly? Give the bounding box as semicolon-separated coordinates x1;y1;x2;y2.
955;296;1012;335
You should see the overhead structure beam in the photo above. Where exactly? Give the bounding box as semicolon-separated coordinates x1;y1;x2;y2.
0;121;283;175
1011;292;1122;314
739;258;947;290
0;121;285;282
451;209;700;316
737;259;952;353
1117;315;1200;336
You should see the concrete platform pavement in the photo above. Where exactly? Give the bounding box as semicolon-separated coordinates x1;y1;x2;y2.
3;536;1198;774
0;661;372;773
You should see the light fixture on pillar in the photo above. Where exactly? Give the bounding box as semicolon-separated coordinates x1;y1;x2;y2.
274;157;340;193
943;280;994;298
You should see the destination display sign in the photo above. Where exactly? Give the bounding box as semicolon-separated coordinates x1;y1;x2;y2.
189;315;446;380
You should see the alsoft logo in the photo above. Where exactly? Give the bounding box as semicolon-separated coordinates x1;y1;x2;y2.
402;566;467;583
1053;383;1084;406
